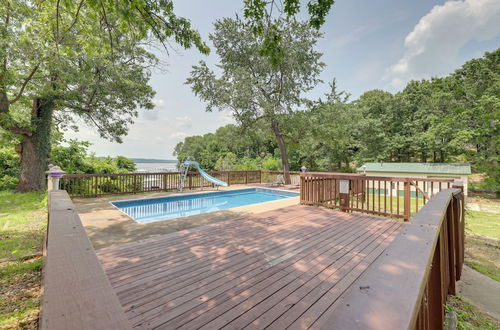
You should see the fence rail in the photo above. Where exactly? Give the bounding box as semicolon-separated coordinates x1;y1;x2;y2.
300;172;455;221
41;191;131;329
61;170;263;197
325;183;465;329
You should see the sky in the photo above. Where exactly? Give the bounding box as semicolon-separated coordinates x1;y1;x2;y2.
66;0;500;160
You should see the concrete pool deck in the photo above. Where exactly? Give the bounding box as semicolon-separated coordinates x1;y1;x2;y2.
73;185;300;250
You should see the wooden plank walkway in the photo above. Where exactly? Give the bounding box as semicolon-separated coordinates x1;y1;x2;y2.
97;205;403;329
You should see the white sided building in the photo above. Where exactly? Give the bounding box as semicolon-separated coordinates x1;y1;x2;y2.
357;163;471;195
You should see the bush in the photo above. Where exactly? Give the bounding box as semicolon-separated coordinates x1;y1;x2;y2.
0;147;20;190
51;140;136;174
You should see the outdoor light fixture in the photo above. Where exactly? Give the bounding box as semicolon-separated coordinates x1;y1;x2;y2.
301;166;307;172
46;164;65;191
340;180;350;194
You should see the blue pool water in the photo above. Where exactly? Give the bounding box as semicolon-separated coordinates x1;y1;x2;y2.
111;188;299;224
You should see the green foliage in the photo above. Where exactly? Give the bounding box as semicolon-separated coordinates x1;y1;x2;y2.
187;17;324;175
181;48;498;188
243;0;334;66
0;0;212;191
115;156;137;172
50;140;93;174
174;124;280;171
0;147;19;190
446;296;500;329
51;140;136;174
213;152;281;171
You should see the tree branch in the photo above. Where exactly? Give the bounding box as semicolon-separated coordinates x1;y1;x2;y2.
8;63;41;105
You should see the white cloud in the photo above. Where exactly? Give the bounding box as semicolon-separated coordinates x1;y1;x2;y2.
387;0;500;88
169;131;188;139
152;98;165;107
174;116;192;129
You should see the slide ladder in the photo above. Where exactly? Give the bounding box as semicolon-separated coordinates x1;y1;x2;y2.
178;160;228;192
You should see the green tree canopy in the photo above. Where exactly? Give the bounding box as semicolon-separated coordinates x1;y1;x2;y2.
186;17;324;183
0;0;208;191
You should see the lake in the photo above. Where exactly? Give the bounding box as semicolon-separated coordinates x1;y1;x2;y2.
134;162;177;172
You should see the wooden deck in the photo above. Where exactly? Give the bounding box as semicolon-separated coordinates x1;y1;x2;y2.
97;205;404;330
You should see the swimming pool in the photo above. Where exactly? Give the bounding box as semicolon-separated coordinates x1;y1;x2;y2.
111;188;299;224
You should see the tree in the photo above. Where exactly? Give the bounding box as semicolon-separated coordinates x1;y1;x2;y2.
0;0;208;191
243;0;335;66
186;18;324;183
450;48;499;192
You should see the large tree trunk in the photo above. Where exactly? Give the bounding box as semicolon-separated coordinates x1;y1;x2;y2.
271;120;291;184
16;98;53;192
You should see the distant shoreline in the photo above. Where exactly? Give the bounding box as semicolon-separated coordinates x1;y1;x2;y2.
131;158;177;164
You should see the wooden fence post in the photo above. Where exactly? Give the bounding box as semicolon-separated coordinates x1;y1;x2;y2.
452;181;465;279
188;174;192;190
404;180;411;221
245;171;248;184
95;176;98;197
339;179;350;212
227;172;231;186
133;175;137;194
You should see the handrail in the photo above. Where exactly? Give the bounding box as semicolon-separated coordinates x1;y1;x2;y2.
300;172;455;220
321;184;465;329
41;190;131;329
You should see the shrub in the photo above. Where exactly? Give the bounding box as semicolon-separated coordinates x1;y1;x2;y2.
0;147;20;190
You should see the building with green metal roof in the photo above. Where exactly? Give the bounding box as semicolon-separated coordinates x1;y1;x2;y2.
357;163;471;195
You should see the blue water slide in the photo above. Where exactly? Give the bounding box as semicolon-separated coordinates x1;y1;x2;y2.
183;161;228;187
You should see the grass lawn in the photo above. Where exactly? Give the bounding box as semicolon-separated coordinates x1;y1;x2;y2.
466;210;500;239
0;191;47;329
463;199;500;283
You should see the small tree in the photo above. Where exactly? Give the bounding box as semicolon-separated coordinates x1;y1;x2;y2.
186;17;324;183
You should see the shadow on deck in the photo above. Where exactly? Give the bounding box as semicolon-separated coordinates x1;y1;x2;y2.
96;205;403;329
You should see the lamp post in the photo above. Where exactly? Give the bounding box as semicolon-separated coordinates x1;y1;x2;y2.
46;165;65;191
300;166;307;173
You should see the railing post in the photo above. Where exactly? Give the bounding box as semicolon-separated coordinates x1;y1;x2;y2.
133;175;137;194
95;176;99;196
188;174;192;190
404;180;411;221
227;172;231;186
245;171;248;184
447;200;457;295
452;181;465;279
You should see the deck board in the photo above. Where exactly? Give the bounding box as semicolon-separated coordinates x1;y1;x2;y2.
97;205;403;329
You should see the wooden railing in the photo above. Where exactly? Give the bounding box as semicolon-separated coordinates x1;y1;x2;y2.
300;172;455;221
323;183;465;329
261;170;301;183
41;190;131;329
60;170;262;197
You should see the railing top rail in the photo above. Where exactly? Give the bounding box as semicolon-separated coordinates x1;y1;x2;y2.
300;172;455;182
62;172;179;177
42;190;131;329
62;170;263;178
319;187;461;329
